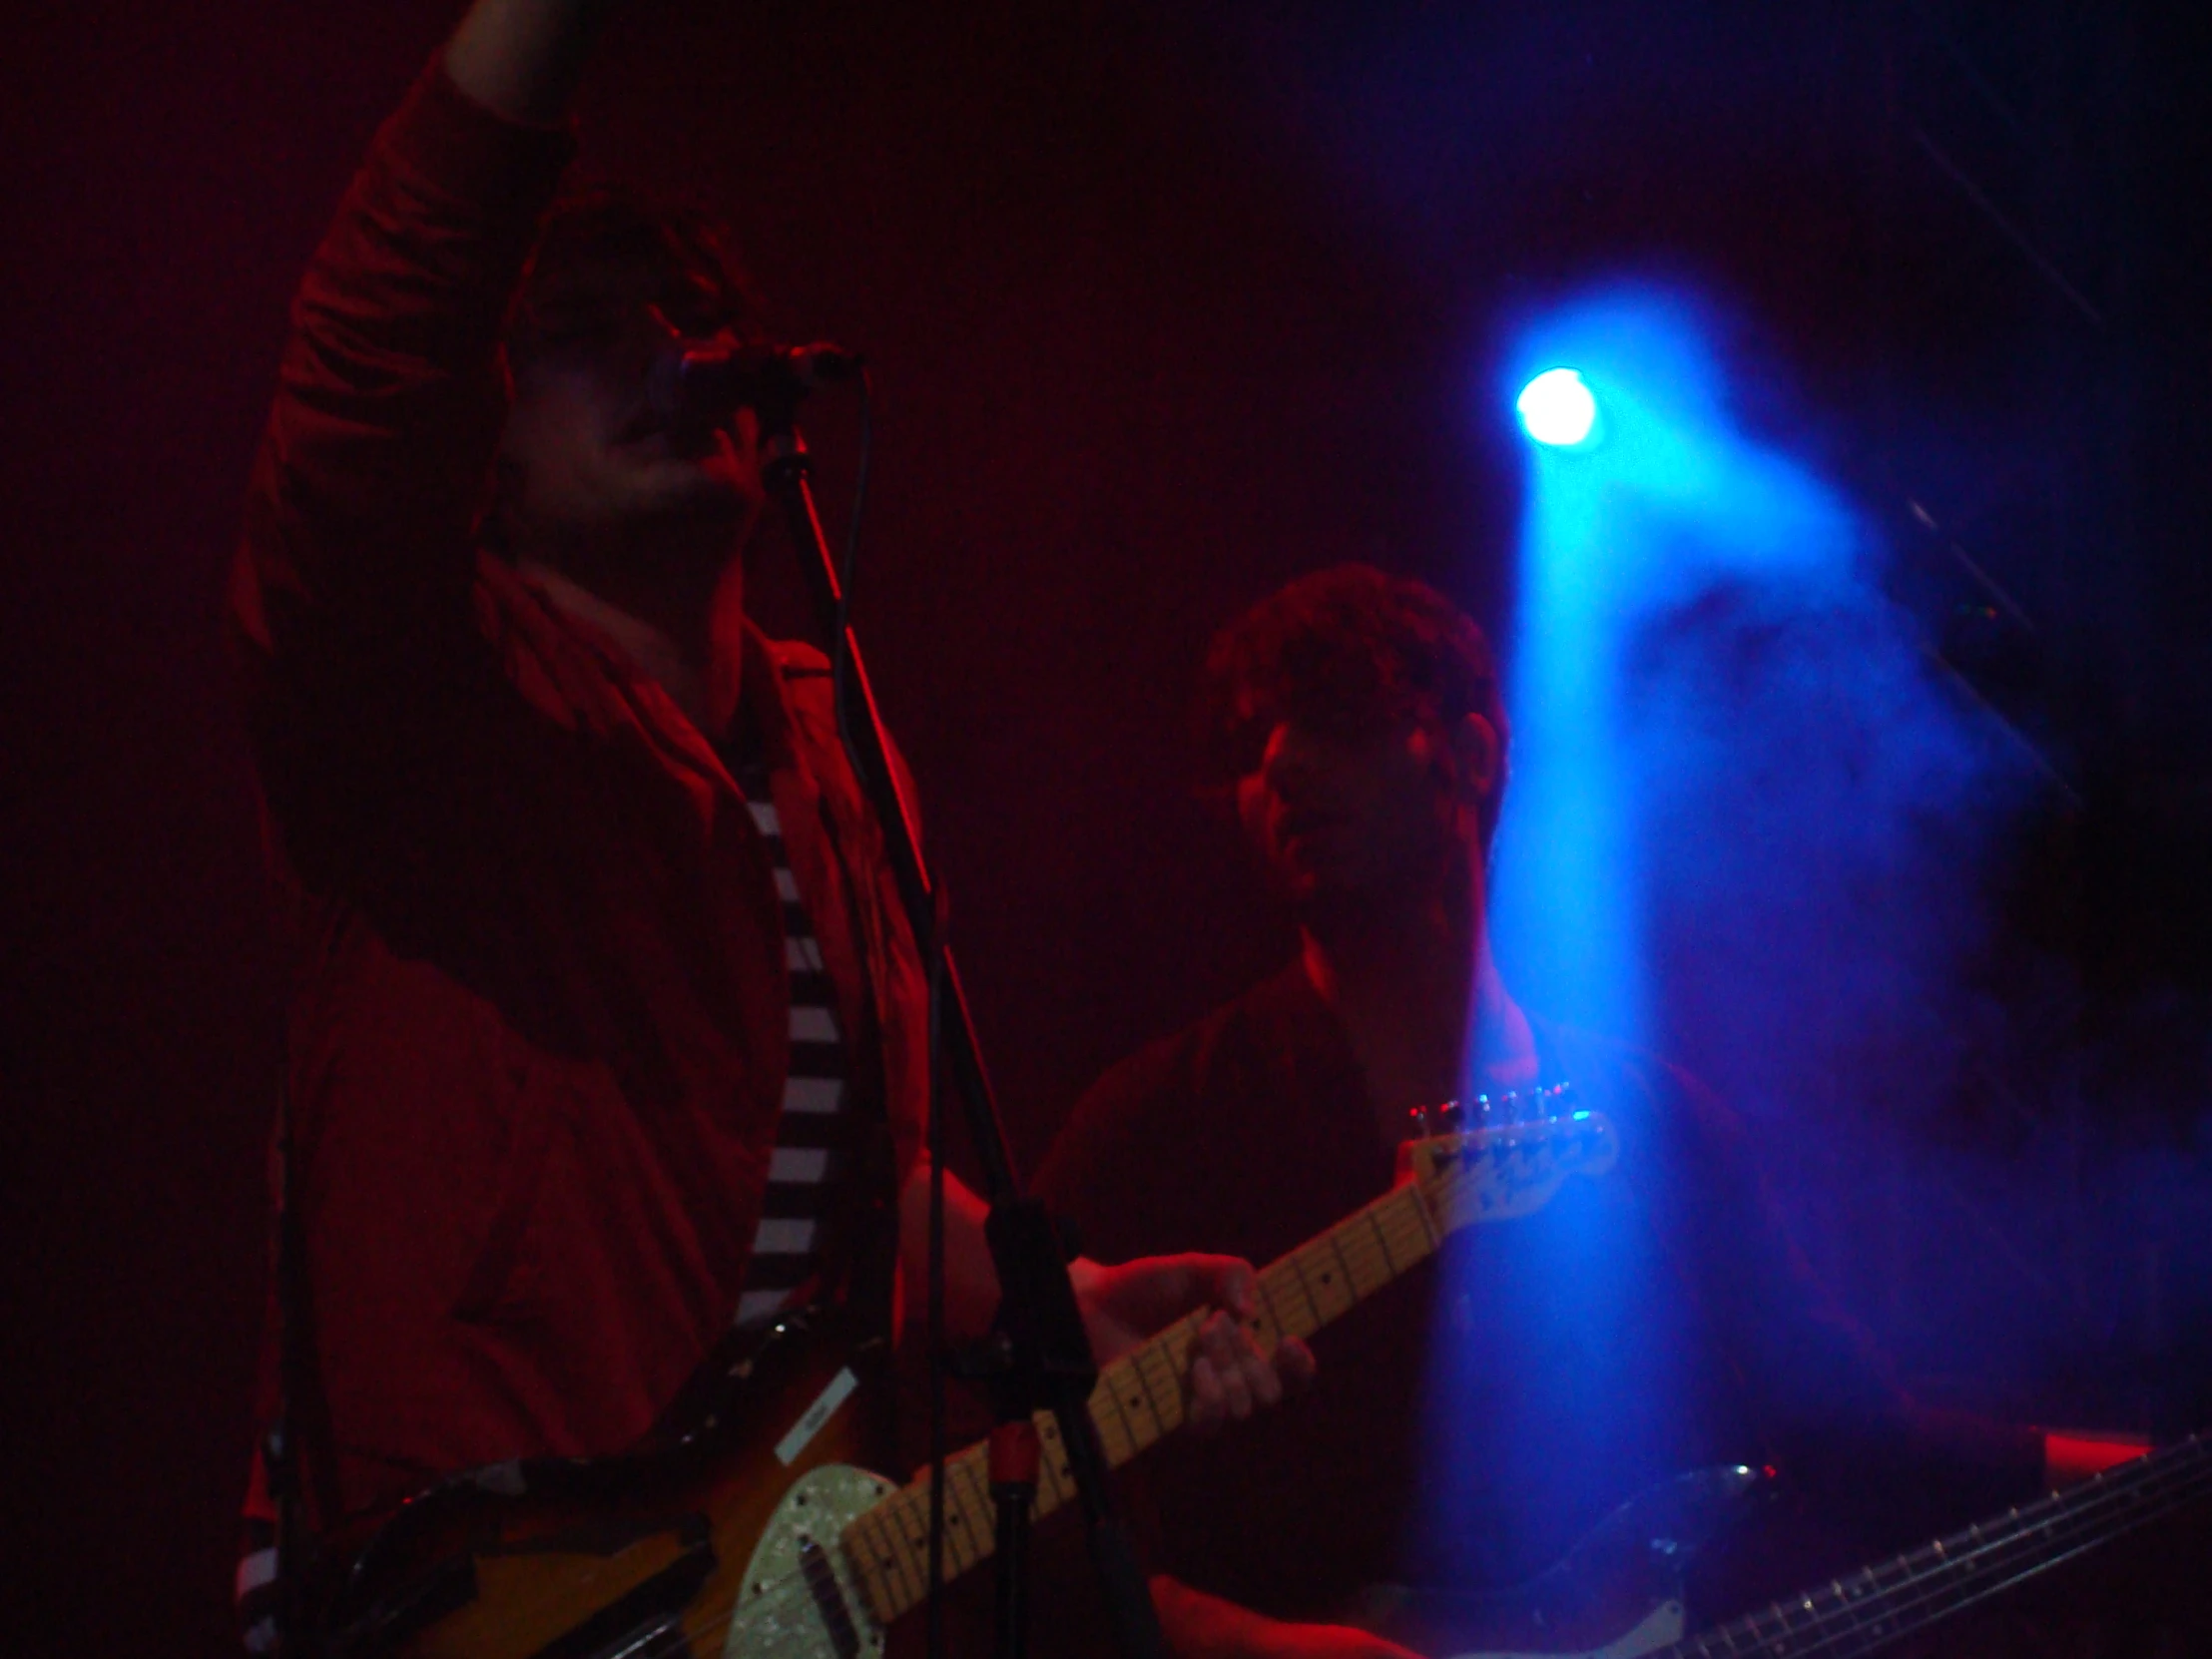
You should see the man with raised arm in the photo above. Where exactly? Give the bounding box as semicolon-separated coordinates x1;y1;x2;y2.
229;2;1300;1646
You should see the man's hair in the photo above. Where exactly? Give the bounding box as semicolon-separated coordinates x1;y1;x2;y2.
1197;563;1509;836
504;184;771;366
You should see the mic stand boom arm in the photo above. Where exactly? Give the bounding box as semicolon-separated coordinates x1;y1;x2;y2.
757;418;1169;1659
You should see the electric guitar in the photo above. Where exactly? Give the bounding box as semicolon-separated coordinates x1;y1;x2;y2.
316;1108;1622;1659
1359;1430;2211;1659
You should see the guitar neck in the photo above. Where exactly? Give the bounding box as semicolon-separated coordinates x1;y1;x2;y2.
843;1181;1445;1624
1668;1432;2212;1659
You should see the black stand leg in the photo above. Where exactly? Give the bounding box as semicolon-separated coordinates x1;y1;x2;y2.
990;1422;1039;1659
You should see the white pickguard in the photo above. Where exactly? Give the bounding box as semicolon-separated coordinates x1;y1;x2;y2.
725;1463;898;1659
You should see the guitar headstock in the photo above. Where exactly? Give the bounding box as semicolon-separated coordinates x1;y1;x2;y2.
1402;1108;1621;1234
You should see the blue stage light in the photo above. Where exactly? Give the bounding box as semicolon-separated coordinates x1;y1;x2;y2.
1516;367;1598;446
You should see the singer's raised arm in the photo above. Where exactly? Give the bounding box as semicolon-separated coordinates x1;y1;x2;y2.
227;3;599;830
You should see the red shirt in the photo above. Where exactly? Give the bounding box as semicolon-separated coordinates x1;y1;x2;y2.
230;64;927;1526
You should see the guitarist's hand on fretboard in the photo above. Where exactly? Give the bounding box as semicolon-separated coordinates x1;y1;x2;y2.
1071;1254;1318;1432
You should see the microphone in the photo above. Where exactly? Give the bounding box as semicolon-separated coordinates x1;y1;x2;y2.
647;340;864;429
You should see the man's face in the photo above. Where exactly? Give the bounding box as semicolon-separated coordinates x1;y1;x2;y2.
1233;709;1473;921
498;256;764;570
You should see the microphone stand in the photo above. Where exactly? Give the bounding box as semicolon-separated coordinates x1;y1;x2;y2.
756;408;1168;1659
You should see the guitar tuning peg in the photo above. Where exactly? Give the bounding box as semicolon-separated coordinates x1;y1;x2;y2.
1410;1099;1464;1139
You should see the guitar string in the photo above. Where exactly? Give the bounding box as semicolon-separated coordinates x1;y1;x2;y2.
608;1227;1420;1654
617;1371;1220;1659
619;1309;1233;1659
639;1439;2212;1659
1767;1444;2212;1659
1669;1438;2212;1659
1675;1446;2212;1659
597;1318;1194;1659
466;1128;1588;1659
626;1175;1476;1656
677;1432;2212;1659
659;1424;2210;1659
1810;1451;2212;1659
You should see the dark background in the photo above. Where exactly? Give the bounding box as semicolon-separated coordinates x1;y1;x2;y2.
5;1;2211;1651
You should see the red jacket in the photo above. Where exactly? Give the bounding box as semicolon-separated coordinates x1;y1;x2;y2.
230;64;927;1526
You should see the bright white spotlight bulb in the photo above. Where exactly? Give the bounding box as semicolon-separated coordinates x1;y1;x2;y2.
1516;367;1598;446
